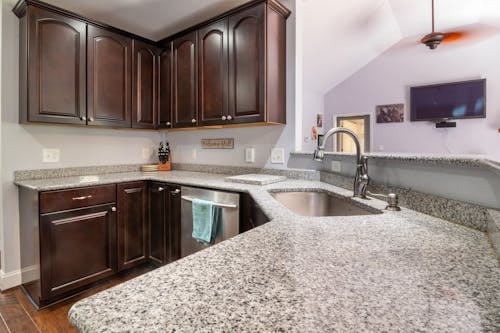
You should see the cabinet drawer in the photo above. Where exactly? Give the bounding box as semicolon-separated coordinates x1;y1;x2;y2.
40;184;116;214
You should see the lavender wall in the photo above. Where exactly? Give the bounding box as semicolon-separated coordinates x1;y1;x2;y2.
324;35;500;161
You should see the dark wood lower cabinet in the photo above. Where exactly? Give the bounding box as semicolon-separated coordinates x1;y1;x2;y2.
19;181;263;308
117;182;148;271
148;183;181;266
39;204;117;304
240;193;269;233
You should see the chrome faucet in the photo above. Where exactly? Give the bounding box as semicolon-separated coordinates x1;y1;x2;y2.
313;127;369;198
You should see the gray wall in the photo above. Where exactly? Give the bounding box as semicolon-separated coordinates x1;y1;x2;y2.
323;34;500;160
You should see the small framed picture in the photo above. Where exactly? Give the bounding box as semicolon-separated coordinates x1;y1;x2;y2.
316;113;323;128
376;104;404;123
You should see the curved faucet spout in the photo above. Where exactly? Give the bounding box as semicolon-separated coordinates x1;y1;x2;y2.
313;127;369;198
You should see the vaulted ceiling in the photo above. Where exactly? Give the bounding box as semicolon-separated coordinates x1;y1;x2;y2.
303;0;500;94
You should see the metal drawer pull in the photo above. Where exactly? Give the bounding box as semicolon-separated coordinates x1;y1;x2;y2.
72;195;93;201
181;196;237;209
171;189;181;195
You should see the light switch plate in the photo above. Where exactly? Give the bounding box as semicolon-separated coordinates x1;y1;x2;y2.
270;148;285;164
142;147;151;160
331;161;341;173
245;148;255;163
42;148;60;163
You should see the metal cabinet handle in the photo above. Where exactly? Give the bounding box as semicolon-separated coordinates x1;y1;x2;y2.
72;195;92;201
111;207;117;212
191;118;196;123
221;116;227;121
171;189;180;195
158;187;165;192
227;115;233;120
80;116;86;121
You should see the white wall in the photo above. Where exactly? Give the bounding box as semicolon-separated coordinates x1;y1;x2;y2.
301;90;324;152
324;35;500;160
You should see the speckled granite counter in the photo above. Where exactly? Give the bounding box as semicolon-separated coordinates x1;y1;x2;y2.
15;171;500;332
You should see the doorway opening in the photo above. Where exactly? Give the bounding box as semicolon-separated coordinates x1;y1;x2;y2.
335;115;370;153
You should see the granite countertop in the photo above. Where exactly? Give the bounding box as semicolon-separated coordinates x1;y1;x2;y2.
291;151;500;173
15;171;500;332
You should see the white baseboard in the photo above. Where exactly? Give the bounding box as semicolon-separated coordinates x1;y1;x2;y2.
0;268;22;291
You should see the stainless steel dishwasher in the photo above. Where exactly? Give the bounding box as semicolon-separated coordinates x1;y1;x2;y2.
180;186;240;258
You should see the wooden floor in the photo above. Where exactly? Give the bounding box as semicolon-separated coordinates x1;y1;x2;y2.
0;265;154;333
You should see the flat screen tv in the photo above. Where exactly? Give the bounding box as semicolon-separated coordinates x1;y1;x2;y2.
410;79;486;121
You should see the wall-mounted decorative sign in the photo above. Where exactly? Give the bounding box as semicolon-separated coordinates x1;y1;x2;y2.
201;138;234;149
376;104;404;123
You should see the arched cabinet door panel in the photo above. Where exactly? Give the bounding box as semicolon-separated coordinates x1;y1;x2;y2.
25;7;86;124
172;31;198;128
87;25;132;128
198;19;228;126
132;40;159;129
228;4;265;124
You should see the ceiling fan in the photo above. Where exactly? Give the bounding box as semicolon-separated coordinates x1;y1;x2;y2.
420;0;485;50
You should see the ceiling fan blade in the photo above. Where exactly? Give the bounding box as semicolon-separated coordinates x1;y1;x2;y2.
442;23;500;44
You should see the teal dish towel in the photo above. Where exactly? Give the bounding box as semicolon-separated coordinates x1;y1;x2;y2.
192;199;221;245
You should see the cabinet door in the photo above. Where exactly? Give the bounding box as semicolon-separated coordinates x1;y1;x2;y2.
26;7;86;125
40;204;116;301
228;4;265;124
158;43;173;129
132;40;158;129
117;182;148;271
149;182;167;265
173;31;198;128
168;185;182;262
198;19;228;126
87;25;132;127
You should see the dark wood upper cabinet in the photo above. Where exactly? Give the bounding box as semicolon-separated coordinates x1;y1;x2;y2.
228;4;265;124
87;25;132;128
198;19;229;126
158;43;173;129
16;0;289;130
117;182;148;271
172;31;198;128
132;40;158;129
21;6;86;125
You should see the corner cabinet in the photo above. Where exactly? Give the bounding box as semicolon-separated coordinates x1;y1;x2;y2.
132;40;159;129
20;6;87;125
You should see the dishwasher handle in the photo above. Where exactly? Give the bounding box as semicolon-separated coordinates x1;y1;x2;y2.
181;195;238;209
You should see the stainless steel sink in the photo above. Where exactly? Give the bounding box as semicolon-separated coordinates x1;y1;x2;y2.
270;191;381;217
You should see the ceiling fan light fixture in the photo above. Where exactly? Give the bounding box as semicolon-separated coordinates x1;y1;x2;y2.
421;32;445;49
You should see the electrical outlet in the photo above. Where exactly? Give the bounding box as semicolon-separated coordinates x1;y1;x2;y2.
42;148;60;163
331;161;341;173
245;148;255;163
271;148;285;164
142;147;151;160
